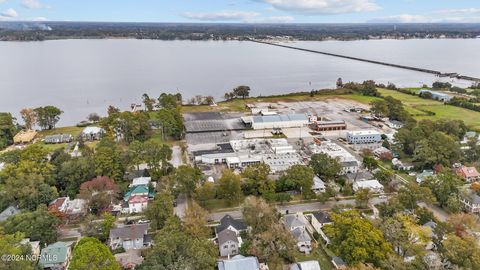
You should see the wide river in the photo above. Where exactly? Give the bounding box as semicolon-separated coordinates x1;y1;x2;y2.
1;39;479;126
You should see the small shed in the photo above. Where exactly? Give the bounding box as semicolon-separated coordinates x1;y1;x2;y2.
13;130;37;144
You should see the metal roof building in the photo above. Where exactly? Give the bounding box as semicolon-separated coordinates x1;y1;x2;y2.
251;113;308;130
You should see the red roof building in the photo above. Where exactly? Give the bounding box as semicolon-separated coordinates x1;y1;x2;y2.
456;166;480;182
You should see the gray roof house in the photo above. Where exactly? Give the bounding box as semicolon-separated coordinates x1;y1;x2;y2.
109;223;150;251
460;189;480;214
218;255;260;270
283;213;312;254
216;214;248;235
39;241;75;270
218;229;241;257
44;134;73;144
290;260;321;270
0;205;20;222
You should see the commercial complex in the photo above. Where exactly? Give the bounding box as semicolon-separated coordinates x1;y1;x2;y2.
346;130;382;144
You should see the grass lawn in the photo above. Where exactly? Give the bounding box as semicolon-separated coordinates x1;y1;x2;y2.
201;199;241;211
37;126;84;138
378;88;480;131
295;247;333;270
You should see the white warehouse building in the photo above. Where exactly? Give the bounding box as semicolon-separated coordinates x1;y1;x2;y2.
251;114;309;130
346;130;382;144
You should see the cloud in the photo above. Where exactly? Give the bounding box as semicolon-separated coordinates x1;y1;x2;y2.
253;0;380;14
182;11;260;21
21;0;43;9
182;10;293;23
368;8;480;24
432;8;480;16
367;14;429;23
1;8;18;18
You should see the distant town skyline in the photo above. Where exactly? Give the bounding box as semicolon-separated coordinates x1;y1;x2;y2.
1;0;480;24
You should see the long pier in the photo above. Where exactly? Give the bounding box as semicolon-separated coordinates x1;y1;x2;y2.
249;39;480;83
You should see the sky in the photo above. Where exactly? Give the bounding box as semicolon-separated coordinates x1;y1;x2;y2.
1;0;480;23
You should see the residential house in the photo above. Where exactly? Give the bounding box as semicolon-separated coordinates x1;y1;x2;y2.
81;127;105;141
460;189;480;214
416;170;435;184
331;257;347;269
282;213;312;253
386;120;404;129
218;255;260;270
311;176;326;194
109;223;150;251
215;214;248;236
123;184;154;214
44;134;73;144
114;250;144;269
13;130;37;144
419;89;453;102
456;166;480;182
289;260;321;270
65;199;87;217
129;177;156;188
462;131;478;144
48;197;70;213
391;158;414;171
373;147;391;158
218;229;241;257
309;211;333;232
340;160;359;174
353;180;384;193
21;238;41;257
0;205;20;222
38;241;75;270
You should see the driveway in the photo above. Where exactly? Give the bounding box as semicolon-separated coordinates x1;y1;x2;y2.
170;145;183;168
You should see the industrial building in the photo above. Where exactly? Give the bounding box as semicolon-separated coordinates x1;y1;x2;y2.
309;120;347;131
419;89;453;102
346;130;382;144
309;141;360;175
246;114;309;130
194;138;303;173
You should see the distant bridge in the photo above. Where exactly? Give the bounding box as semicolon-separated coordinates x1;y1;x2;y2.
248;39;480;83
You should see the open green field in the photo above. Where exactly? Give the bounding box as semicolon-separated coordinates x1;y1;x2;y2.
378;89;480;130
37;126;84;138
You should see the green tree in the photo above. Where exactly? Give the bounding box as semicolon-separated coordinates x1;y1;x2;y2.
355;188;372;209
101;212;116;242
34;106;63;130
242;196;279;234
0;112;15;150
442;233;480;269
397;183;435;210
0;229;36;270
156;108;184;140
310;153;341;181
324;210;393;266
56;157;96;198
142;93;155;111
127;140;145;171
2;205;60;245
138;216;217;270
415;131;461;167
145;192;173;231
143;140;172;179
183;201;210;238
93;138;125;181
171;165;203;197
421;171;462;208
233;85;251;99
194;182;216;206
362;156;378;171
70;237;120;270
277;165;314;198
241;163;276;199
217;169;243;206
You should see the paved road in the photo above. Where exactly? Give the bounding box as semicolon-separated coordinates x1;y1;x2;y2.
417;202;448;222
170;145;183;168
208;197;388;221
174;193;188;220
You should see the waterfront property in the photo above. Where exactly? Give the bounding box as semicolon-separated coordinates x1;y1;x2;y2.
249;114;309;130
419;89;453;102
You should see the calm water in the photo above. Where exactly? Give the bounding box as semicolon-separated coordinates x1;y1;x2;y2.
0;39;479;126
